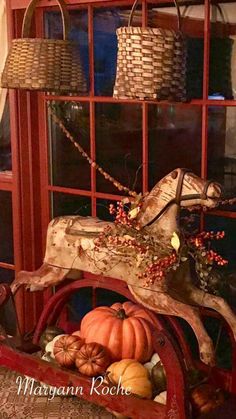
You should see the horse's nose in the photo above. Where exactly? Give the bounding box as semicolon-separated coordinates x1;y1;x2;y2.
207;182;222;198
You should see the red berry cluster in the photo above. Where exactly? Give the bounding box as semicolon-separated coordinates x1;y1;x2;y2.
188;231;225;248
188;230;228;267
206;250;228;266
140;251;178;287
198;231;225;240
109;202;140;229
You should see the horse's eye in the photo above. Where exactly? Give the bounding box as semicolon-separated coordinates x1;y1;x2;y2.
171;171;178;179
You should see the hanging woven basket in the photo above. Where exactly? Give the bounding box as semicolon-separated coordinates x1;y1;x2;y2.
1;0;87;93
113;0;187;101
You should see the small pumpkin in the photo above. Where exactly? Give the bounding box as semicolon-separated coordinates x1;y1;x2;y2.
81;301;160;362
190;383;225;415
75;342;110;377
151;362;166;393
45;334;67;358
39;326;65;350
53;335;84;367
107;359;152;399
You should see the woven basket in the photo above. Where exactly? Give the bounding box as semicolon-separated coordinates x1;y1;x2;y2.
1;0;87;93
113;0;186;101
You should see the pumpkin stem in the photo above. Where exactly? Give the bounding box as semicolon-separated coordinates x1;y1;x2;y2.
116;309;128;319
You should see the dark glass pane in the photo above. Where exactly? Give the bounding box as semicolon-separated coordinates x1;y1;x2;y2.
95;103;142;194
147;4;204;100
0;269;16;336
96;198;117;221
66;288;93;326
0;191;14;264
205;215;236;271
0;97;11;171
49;102;90;190
93;8;122;96
204;215;236;316
0;268;14;283
44;10;89;94
96;289;127;307
209;3;236;100
52;193;91;217
208;106;236;208
148;105;202;189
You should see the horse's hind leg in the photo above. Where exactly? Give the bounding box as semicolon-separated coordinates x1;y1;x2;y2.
179;285;236;341
129;286;215;366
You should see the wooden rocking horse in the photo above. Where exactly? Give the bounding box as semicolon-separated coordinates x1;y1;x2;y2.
10;168;236;366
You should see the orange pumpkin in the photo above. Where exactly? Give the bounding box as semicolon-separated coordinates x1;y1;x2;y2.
53;335;84;367
80;301;157;362
75;342;110;377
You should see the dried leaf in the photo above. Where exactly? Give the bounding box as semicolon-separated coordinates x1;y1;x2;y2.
171;232;180;252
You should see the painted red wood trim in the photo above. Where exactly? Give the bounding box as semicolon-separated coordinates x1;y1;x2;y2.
0;342;168;418
207;210;236;219
88;5;95;98
6;6;25;334
203;0;210;102
11;0;236;10
47;185;136;202
47;185;93;196
165;316;194;369
142;0;148;193
142;102;149;193
10;0;132;10
0;181;13;191
90;102;97;217
0;172;13;183
45;95;236;107
0;262;15;270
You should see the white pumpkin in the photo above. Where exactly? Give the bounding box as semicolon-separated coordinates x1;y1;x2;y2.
154;391;167;405
151;353;161;365
143;362;154;376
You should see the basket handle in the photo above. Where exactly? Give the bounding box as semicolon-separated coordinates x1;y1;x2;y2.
22;0;70;40
128;0;182;31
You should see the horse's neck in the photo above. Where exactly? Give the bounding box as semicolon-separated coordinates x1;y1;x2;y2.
145;204;180;244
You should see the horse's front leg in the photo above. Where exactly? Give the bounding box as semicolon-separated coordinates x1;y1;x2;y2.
129;285;215;366
178;285;236;341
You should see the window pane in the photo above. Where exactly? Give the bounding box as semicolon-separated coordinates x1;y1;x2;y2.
96;198;117;221
0;191;14;264
0;268;14;283
44;10;89;94
93;8;123;96
209;3;236;100
95;103;142;194
208;106;236;208
148;4;204;100
0;97;11;172
48;102;90;190
205;215;236;271
148;105;202;189
52;193;91;218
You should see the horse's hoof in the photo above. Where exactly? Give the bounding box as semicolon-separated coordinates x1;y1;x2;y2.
200;351;216;367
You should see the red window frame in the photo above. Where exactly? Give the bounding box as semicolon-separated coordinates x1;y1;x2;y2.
2;0;236;332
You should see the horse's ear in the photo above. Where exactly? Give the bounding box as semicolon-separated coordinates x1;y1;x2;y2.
171;170;178;179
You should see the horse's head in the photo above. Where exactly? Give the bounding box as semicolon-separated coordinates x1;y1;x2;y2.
172;168;222;208
137;169;222;228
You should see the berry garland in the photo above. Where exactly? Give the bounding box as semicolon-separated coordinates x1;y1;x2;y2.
94;201;228;291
